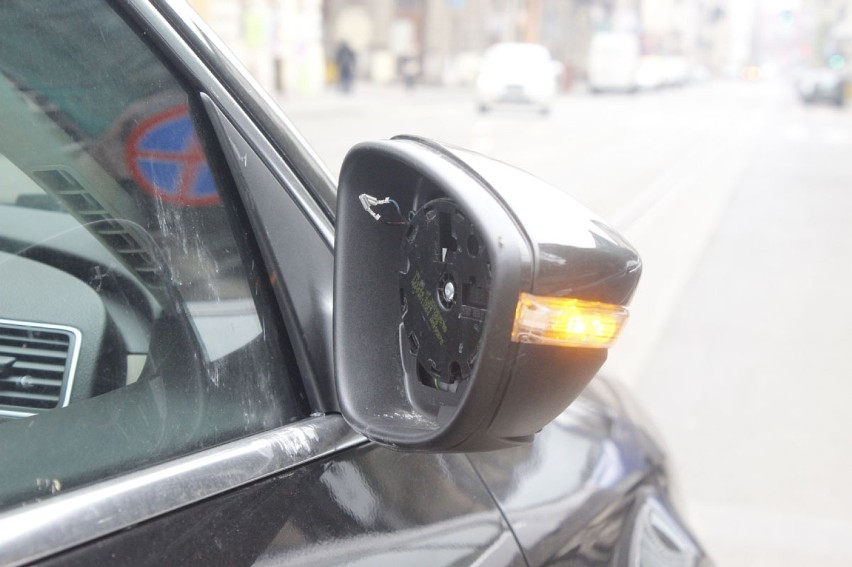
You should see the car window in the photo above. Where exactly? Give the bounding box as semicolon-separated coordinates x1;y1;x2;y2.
0;0;308;509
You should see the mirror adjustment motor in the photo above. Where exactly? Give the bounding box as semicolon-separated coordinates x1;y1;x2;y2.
399;198;491;393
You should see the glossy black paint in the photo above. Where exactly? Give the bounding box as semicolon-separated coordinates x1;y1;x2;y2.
41;444;525;566
469;379;656;564
447;146;641;305
202;95;338;412
470;379;709;566
38;380;707;566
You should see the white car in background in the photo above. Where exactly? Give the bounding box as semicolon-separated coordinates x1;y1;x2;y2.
661;55;690;87
587;32;640;92
476;43;560;114
635;55;664;90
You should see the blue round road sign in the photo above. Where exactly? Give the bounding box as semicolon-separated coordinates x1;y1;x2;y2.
126;105;219;206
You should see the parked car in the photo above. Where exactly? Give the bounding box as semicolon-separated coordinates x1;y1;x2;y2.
0;1;710;565
475;42;561;114
635;55;666;90
587;32;641;93
795;66;846;106
661;55;690;87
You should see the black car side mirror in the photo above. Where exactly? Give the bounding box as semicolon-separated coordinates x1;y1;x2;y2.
334;136;641;452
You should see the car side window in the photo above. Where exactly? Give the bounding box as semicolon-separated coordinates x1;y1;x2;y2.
0;0;308;509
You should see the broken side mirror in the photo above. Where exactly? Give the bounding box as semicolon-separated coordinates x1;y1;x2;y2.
334;136;641;452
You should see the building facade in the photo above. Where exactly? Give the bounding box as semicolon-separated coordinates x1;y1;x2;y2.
191;0;737;90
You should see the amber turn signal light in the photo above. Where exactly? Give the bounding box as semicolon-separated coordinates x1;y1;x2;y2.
511;293;629;349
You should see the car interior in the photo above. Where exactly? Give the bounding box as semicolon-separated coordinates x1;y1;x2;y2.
0;3;310;510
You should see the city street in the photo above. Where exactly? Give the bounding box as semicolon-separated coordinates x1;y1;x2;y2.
282;80;852;566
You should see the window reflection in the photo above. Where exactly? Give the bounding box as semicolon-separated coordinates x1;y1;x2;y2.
0;0;296;419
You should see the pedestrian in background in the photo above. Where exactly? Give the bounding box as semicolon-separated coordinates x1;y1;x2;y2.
400;55;420;90
335;41;356;93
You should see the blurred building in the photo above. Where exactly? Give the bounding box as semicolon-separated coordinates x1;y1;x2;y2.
190;0;326;95
321;0;541;85
190;0;738;90
736;0;852;78
321;0;663;85
798;0;852;66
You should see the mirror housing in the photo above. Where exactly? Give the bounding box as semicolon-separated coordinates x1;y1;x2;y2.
334;136;640;452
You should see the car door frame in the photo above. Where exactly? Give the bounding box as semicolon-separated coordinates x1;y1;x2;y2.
0;0;364;563
139;0;343;413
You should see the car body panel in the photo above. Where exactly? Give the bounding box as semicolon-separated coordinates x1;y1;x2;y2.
32;380;707;567
469;378;708;565
38;442;526;567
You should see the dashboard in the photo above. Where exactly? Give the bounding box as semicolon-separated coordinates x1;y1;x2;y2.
0;203;159;419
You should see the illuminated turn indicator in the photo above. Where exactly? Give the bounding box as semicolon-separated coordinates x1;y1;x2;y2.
511;293;628;349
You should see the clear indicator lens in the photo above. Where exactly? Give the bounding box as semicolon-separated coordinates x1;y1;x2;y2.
511;293;628;349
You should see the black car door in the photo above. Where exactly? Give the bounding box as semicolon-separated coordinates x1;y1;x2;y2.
0;1;526;565
39;444;524;566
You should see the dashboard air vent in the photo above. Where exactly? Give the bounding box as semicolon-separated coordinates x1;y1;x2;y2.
32;168;162;287
0;320;80;415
